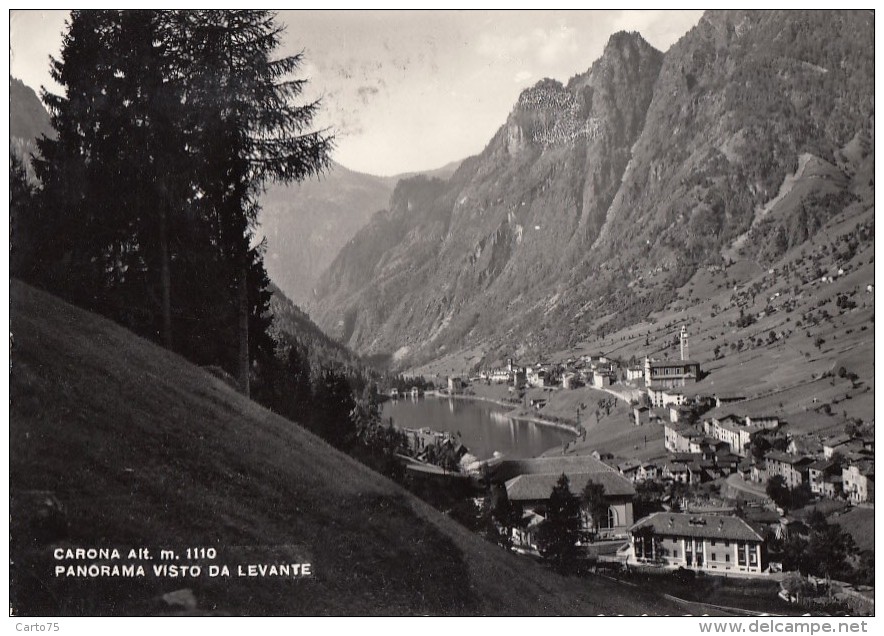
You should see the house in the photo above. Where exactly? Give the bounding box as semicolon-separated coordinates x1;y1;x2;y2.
648;385;688;409
714;394;746;408
447;376;463;394
688;436;729;459
409;387;420;398
527;367;550;388
823;434;855;459
664;423;704;453
592;372;613;389
489;368;511;383
703;410;781;457
764;451;813;489
712;454;741;476
807;459;839;497
389;388;399;399
745;414;780;429
637;463;660;482
750;461;768;484
737;459;754;481
842;461;874;504
626;366;645;383
662;462;694;485
706;416;750;456
628;512;766;576
634;406;651;427
504;465;635;541
644;357;701;388
402;427;455;453
562;372;577;390
511;511;545;552
617;460;642;482
669;404;693;423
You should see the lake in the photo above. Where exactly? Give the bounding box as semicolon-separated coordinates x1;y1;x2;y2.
381;395;574;460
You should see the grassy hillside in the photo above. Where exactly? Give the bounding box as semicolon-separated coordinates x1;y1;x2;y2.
9;280;683;616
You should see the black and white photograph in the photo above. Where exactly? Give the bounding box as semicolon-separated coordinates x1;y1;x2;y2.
6;8;877;620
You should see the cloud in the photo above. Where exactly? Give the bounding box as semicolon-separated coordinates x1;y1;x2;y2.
537;26;579;64
356;85;380;105
476;24;578;66
513;70;533;83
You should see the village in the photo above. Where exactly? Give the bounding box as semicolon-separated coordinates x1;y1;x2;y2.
386;323;874;612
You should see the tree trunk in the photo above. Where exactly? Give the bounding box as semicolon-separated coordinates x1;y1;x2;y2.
158;203;172;349
237;263;250;397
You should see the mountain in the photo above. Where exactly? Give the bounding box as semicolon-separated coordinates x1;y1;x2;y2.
259;159;461;307
258;162;396;306
9;279;684;615
309;11;874;370
9;76;52;180
267;283;364;374
10;76;51;142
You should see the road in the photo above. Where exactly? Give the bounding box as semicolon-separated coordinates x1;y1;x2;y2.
725;473;769;499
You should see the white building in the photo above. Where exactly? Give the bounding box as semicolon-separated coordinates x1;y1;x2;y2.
629;513;765;576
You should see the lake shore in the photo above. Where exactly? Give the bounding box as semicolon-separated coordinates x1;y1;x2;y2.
424;389;582;436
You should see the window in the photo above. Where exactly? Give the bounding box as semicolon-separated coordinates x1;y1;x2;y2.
607;507;617;529
711;553;717;561
711;540;717;546
725;554;730;563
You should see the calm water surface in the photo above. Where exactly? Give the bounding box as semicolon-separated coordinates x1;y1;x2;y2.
381;396;573;459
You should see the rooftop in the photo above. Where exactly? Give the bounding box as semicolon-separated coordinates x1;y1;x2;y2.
630;512;764;542
505;471;636;501
765;451;813;466
703;405;783;423
824;434;854;447
494;454;615;482
807;459;835;472
671;452;703;463
648;359;701;369
667;425;704;438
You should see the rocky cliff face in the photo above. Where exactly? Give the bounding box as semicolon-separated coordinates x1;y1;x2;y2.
309;11;874;369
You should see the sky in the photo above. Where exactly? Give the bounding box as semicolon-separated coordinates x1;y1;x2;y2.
9;10;704;176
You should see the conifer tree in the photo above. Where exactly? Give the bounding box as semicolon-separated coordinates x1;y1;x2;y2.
170;10;332;394
536;474;582;572
30;10;331;392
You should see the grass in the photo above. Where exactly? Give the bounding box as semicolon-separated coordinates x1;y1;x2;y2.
617;571;802;616
9;280;686;616
830;507;875;553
